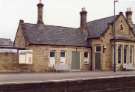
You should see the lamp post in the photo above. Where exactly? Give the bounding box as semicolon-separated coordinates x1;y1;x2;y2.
113;0;118;72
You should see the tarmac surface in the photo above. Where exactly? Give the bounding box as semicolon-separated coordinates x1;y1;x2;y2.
0;71;135;84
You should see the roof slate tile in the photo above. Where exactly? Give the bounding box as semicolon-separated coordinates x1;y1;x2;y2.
20;15;135;47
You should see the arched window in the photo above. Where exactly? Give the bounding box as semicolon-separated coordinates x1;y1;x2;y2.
118;45;122;64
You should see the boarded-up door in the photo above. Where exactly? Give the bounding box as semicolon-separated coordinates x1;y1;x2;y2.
95;52;101;70
71;51;80;70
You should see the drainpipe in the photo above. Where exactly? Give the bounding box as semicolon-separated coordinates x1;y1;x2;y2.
90;47;93;71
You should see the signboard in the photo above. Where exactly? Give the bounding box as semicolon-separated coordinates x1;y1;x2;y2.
19;50;33;64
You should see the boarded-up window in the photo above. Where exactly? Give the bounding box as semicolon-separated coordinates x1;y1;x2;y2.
60;50;66;64
49;50;56;67
84;52;89;64
19;50;33;64
19;53;26;64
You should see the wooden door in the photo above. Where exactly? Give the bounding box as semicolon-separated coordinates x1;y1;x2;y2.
95;52;101;70
71;51;80;70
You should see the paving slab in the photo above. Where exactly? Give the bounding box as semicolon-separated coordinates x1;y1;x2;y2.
0;71;135;84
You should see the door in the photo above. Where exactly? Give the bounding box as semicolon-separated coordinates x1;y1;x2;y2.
95;52;101;70
71;51;80;70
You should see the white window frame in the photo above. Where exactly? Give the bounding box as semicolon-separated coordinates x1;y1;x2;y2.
49;50;56;67
19;50;33;64
84;51;89;64
60;50;66;64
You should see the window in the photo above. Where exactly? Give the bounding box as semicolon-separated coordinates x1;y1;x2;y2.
60;50;66;64
118;45;122;64
84;52;88;58
96;46;101;52
84;52;89;64
61;50;65;57
49;50;56;67
19;50;33;64
50;50;55;57
19;53;26;64
124;45;127;64
130;46;134;64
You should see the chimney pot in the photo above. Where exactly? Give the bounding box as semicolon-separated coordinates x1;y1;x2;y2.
126;8;133;27
19;20;24;24
82;7;86;11
119;12;123;15
127;8;131;12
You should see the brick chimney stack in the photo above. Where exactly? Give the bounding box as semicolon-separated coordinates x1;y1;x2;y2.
80;7;87;32
126;8;133;27
37;0;44;24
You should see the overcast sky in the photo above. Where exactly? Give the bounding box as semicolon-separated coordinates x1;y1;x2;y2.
0;0;135;40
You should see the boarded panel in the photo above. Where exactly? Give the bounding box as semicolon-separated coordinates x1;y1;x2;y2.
95;52;101;70
71;51;80;70
19;50;33;64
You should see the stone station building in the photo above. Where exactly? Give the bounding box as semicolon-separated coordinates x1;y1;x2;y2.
2;1;135;72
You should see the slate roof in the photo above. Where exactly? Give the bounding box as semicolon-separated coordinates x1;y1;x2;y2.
20;14;135;47
87;16;115;38
0;38;13;47
22;23;88;47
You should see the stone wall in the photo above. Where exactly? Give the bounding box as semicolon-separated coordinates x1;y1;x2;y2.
14;23;92;72
14;24;27;48
14;13;135;72
0;76;135;92
0;52;19;72
90;14;135;71
0;45;91;73
0;51;33;73
27;45;91;72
